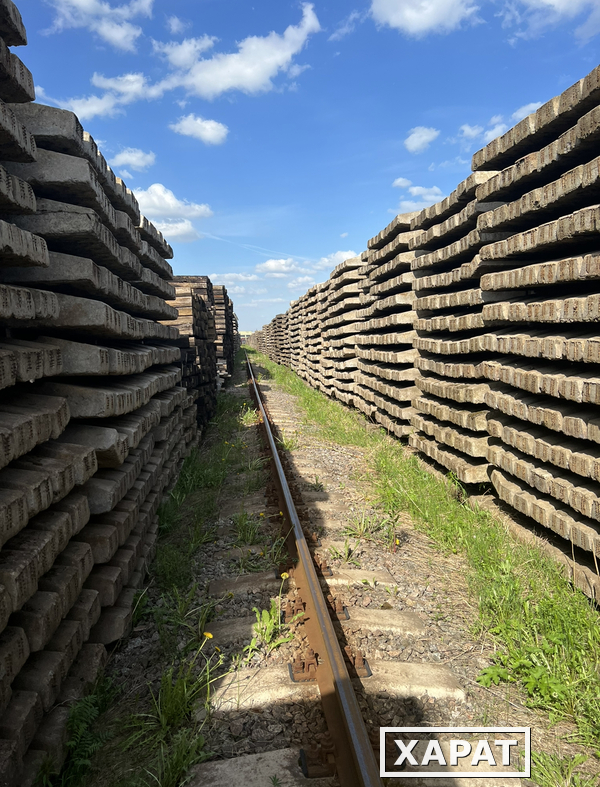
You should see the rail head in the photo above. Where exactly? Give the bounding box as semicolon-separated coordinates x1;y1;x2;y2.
245;351;383;787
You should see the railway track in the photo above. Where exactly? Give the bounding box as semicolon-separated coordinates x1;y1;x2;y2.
245;352;382;787
189;353;523;786
82;349;541;786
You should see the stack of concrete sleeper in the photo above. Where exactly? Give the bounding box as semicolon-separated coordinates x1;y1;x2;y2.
409;173;504;482
0;3;194;781
353;217;419;437
253;62;600;601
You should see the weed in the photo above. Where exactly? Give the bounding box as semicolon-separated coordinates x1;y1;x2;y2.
276;430;300;451
239;406;260;427
153;544;192;593
328;539;360;567
269;777;283;787
132;588;149;627
232;511;262;545
125;645;221;750
189;518;217;552
38;678;118;786
308;475;324;491
243;469;267;495
244;574;302;658
343;510;386;542
245;456;268;472
531;752;599;787
140;728;211;787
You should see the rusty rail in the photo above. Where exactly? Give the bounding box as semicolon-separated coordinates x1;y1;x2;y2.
245;352;383;787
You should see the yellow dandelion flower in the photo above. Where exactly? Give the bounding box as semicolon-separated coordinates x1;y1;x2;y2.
203;632;213;639
215;646;221;653
281;572;289;579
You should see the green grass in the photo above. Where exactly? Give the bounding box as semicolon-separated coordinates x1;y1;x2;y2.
531;753;599;787
35;679;118;786
248;348;600;745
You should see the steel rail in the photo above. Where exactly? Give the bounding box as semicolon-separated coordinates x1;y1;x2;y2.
245;352;383;787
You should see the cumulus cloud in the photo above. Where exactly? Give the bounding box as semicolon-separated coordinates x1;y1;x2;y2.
312;250;357;271
329;10;365;40
134;183;212;219
459;123;483;139
255;258;299;277
166;15;189;35
392;180;444;211
109;147;155;171
54;5;321;120
178;4;320;99
511;101;543;122
153;36;216;69
500;0;600;42
404;126;440;153
169;114;229;145
44;0;154;51
483;121;509;143
133;182;212;242
152;218;200;242
371;0;479;36
288;275;316;288
392;176;412;188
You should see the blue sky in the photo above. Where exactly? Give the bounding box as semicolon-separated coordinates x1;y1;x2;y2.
18;0;600;329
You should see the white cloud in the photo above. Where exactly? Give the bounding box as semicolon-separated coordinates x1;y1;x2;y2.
288;275;316;288
166;15;188;35
483;122;509;143
153;218;200;242
393;181;444;212
119;168;133;179
133;183;211;243
255;258;299;277
340;232;349;238
329;10;365;40
408;185;443;201
511;101;543;121
288;63;311;78
500;0;600;42
392;176;412;188
404;126;440;153
179;3;320;99
312;250;357;271
371;0;479;36
54;5;321;121
209;273;259;283
109;147;155;171
44;0;154;51
62;92;122;121
169;114;229;145
153;36;216;69
459;123;483;139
